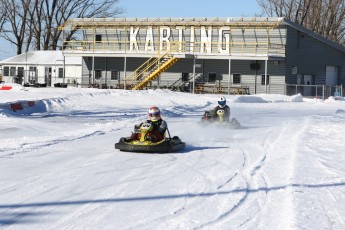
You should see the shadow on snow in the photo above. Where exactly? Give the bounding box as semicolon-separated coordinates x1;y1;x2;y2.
1;181;344;226
1;182;344;210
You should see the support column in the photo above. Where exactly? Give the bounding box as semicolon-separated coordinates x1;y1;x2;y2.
105;57;107;89
92;56;95;86
228;58;231;95
124;56;127;89
265;59;268;94
63;55;65;83
192;56;196;94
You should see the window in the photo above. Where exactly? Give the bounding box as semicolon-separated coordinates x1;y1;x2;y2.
111;70;119;80
3;66;9;76
17;67;24;77
95;34;102;43
95;70;102;79
208;73;216;82
10;67;16;76
233;74;241;84
182;72;189;82
261;74;270;85
58;68;64;78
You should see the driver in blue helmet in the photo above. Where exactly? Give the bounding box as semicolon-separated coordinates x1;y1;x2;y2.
209;96;230;122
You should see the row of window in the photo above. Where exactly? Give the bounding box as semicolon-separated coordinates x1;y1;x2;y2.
233;73;270;85
198;72;270;85
3;66;270;85
2;66;65;78
94;70;270;84
94;70;120;80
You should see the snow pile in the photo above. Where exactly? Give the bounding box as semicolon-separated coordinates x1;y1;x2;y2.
289;93;303;102
232;95;268;103
325;96;345;102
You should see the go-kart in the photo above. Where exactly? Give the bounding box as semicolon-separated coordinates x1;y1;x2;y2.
200;109;241;129
115;122;185;153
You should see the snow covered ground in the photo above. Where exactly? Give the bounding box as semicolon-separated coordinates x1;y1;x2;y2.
0;87;345;229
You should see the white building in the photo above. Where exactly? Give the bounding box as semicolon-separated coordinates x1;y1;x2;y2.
0;51;82;87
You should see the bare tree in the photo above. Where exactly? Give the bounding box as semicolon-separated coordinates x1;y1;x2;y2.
257;0;345;45
0;0;36;55
31;0;124;51
0;1;7;32
1;0;124;54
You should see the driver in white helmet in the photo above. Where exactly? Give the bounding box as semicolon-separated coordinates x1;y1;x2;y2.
209;96;230;122
131;106;167;142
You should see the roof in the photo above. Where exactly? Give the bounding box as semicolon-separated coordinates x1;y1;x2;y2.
0;51;82;65
59;17;345;54
59;17;285;30
281;18;345;53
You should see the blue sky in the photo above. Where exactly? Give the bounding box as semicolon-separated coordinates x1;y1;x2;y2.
119;0;260;18
0;0;261;60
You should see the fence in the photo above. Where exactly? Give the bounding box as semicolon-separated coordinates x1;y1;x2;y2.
285;84;343;99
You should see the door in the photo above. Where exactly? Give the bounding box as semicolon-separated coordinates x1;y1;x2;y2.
326;66;338;96
29;67;37;84
17;67;24;84
303;75;313;96
326;66;338;86
45;67;52;87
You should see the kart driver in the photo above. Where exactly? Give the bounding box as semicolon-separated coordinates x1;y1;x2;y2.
209;96;230;122
131;106;167;142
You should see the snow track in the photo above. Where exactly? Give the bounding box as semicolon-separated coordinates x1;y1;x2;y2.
1;89;344;229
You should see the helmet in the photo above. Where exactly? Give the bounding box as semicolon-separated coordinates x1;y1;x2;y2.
148;106;161;122
218;96;226;108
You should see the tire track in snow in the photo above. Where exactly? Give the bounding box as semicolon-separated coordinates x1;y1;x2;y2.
247;119;309;228
0;116;143;158
196;148;255;229
217;149;246;190
199;119;308;229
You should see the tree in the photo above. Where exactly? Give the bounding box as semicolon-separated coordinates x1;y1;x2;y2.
0;0;36;55
0;0;124;54
256;0;345;45
0;1;7;32
31;0;124;51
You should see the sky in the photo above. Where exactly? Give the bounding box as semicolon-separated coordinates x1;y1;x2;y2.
0;0;261;60
0;85;345;228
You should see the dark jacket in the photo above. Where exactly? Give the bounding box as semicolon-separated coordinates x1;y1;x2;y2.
209;105;230;122
132;119;168;142
146;119;168;141
147;119;167;134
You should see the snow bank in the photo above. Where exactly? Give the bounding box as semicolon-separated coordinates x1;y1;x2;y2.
232;94;304;103
233;95;268;103
289;93;303;102
325;96;345;102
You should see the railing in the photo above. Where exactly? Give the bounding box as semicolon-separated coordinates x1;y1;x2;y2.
125;43;181;90
62;40;286;57
286;84;343;99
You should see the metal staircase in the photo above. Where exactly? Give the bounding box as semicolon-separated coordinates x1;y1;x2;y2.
125;50;179;90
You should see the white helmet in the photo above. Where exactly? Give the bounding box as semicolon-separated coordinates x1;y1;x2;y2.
218;96;226;108
148;106;161;122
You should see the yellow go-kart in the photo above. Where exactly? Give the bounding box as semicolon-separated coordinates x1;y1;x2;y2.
115;122;185;153
200;109;241;129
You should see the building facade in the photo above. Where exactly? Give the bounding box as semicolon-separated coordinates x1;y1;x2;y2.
59;17;345;96
0;51;82;87
1;17;344;97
